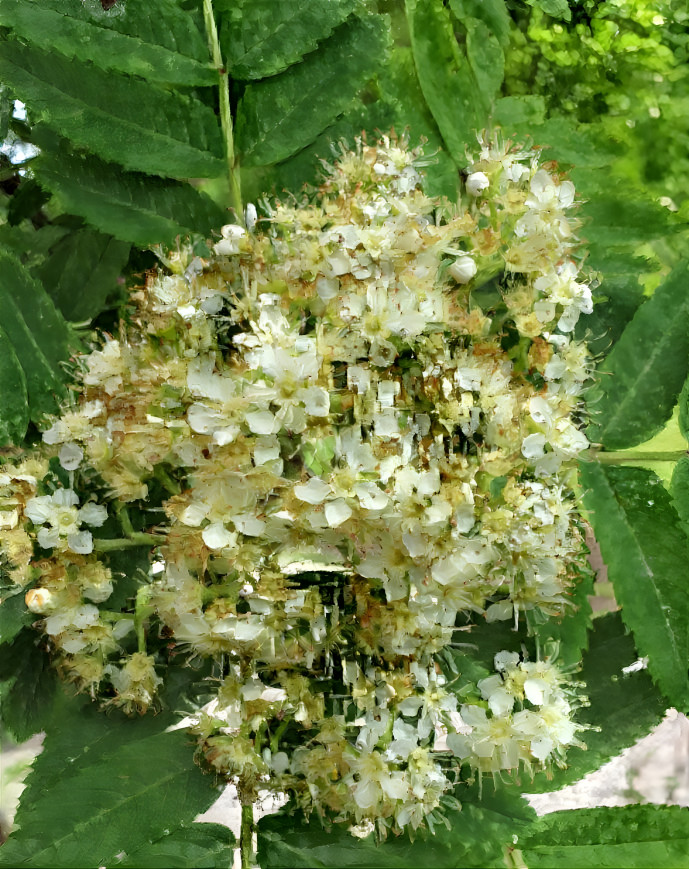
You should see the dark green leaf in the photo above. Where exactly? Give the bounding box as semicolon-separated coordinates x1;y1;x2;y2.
0;323;29;444
538;118;618;169
579;462;689;705
0;589;33;646
0;250;74;423
579;193;677;247
679;375;689;444
115;823;234;868
236;15;389;167
0;688;221;867
520;805;689;868
405;0;485;164
220;0;356;80
34;228;130;322
465;18;505;105
34;147;227;248
527;613;666;793
670;455;689;535
0;40;224;179
586;262;689;450
0;629;57;743
449;0;511;46
257;785;535;868
0;0;216;86
7;178;51;226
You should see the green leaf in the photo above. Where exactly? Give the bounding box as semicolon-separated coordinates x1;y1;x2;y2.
679;374;689;444
0;629;57;743
257;785;535;868
520;805;689;868
220;0;356;80
538;118;618;169
0;0;216;86
579;192;677;247
405;0;486;165
579;462;689;705
34;228;130;322
492;95;546;128
465;18;505;105
0;589;33;646
34;147;227;248
586;262;689;450
526;0;572;20
449;0;511;46
0;250;74;423
0;688;221;867
236;14;389;167
527;613;666;793
0;40;224;179
0;323;29;445
115;823;234;868
670;455;689;534
7;178;51;226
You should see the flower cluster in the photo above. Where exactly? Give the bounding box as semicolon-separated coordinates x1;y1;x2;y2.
0;135;592;833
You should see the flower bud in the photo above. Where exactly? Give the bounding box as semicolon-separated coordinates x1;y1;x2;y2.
466;171;490;196
448;256;478;284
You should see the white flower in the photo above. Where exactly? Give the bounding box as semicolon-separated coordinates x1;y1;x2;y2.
448;257;478;284
466;171;490;196
25;489;106;554
214;224;246;255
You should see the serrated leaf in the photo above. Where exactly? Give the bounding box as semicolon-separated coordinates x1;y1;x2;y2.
405;0;486;165
0;323;29;445
257;785;535;869
578;191;677;247
449;0;511;46
115;823;234;868
579;462;689;705
465;18;505;105
34;147;227;248
0;40;224;179
492;95;546;128
0;689;220;867
0;589;33;645
7;178;51;226
526;612;665;793
586;262;689;450
236;15;389;167
220;0;356;80
520;805;689;868
0;0;216;86
34;228;130;322
0;250;74;423
670;455;689;534
538;118;618;169
0;629;57;743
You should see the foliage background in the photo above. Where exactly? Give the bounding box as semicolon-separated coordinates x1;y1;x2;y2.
1;0;689;866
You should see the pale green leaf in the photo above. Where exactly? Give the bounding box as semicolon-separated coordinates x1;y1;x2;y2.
579;462;689;705
449;0;511;46
220;0;356;80
525;0;572;20
586;262;689;450
405;0;486;164
0;323;29;445
492;95;546;127
34;146;227;248
236;15;389;167
0;0;216;86
520;805;689;868
0;40;224;179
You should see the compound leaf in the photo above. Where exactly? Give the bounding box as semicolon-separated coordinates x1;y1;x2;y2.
220;0;356;80
236;14;389;167
579;462;689;705
0;40;224;179
0;0;216;86
586;261;689;450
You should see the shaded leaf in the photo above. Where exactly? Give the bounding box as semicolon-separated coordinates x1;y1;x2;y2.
35;228;131;322
0;0;216;86
586;262;689;450
579;462;689;705
0;629;57;743
670;455;689;534
0;323;29;444
0;589;33;646
526;0;571;20
34;146;227;248
0;40;224;179
520;805;689;868
405;0;485;164
220;0;356;80
115;823;234;868
257;785;535;868
449;0;511;46
236;14;389;167
526;612;666;793
7;178;51;226
0;688;220;867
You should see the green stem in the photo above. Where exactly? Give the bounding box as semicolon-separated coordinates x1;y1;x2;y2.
586;450;688;464
135;586;154;654
203;0;243;224
240;803;255;869
93;533;162;552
